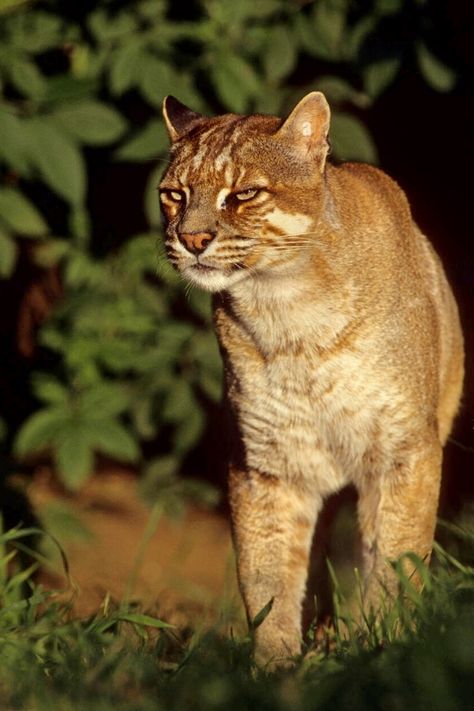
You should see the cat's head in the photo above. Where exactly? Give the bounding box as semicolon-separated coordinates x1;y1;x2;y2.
160;92;331;292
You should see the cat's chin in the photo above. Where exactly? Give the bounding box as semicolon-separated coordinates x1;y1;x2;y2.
182;264;248;292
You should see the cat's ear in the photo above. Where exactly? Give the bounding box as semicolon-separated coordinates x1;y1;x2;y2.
162;96;203;142
275;92;330;171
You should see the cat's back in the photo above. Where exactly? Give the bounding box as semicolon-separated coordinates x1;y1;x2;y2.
326;159;463;443
326;160;456;330
327;161;415;242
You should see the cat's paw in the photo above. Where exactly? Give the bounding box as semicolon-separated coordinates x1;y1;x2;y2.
253;628;301;672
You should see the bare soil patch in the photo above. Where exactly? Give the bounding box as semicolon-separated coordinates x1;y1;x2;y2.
27;468;243;630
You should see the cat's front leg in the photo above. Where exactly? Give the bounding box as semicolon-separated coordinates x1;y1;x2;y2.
229;466;321;668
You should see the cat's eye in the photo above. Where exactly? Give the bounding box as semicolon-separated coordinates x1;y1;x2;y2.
234;188;259;202
160;189;184;203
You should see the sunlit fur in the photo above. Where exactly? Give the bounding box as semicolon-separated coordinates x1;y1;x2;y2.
161;93;464;668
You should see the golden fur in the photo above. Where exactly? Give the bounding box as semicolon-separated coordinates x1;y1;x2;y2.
160;92;464;667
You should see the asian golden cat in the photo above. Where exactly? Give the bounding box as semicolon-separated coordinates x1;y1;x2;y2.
159;92;464;667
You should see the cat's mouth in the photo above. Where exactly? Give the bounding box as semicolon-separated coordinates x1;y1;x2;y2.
191;263;217;273
183;259;248;292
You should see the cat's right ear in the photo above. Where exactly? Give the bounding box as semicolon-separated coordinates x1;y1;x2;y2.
162;96;203;142
275;92;331;172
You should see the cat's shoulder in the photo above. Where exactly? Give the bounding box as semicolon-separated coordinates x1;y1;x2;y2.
330;160;404;196
328;160;412;226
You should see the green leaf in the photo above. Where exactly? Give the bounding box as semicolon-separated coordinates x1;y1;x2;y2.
199;372;222;402
143;455;179;484
88;8;137;42
0;187;48;236
137;55;176;108
0;1;32;16
32;374;68;405
98;342;144;373
0;107;30;174
14;407;65;456
173;407;204;454
69;205;91;243
210;54;261;113
376;0;402;15
263;25;296;83
293;13;318;57
162;380;196;424
26;117;86;205
39;502;93;543
42;75;98;105
117;233;159;274
109;40;144;95
64;251;104;287
69;45;103;80
158;322;195;352
344;16;377;60
50;100;128;146
0;228;17;278
116;613;174;629
253;88;281;114
55;425;94;490
330;112;378;164
416;44;456;92
79;383;131;418
8;56;46;98
7;11;62;53
251;597;274;630
130;396;156;440
136;53;202;110
311;0;347;61
33;238;71;268
88;420;140;462
188;290;212;323
116;120;168;161
364;58;401;98
215;0;280;23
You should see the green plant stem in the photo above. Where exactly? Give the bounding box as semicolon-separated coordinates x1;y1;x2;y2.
122;500;164;608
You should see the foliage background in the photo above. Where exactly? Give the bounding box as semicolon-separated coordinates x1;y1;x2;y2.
0;0;472;510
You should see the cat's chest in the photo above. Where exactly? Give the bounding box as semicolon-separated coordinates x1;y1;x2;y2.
224;338;388;489
230;347;370;433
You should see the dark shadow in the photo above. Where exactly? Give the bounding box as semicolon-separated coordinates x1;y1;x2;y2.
302;486;359;632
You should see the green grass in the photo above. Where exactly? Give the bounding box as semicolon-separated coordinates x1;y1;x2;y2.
0;524;472;711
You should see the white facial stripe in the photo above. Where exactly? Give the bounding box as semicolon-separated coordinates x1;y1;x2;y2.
180;164;189;183
216;188;231;210
265;208;313;236
224;163;234;185
192;141;209;169
214;144;232;172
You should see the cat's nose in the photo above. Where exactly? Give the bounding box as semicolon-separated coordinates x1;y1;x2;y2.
178;231;216;255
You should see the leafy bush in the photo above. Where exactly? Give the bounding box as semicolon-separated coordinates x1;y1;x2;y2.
0;0;458;489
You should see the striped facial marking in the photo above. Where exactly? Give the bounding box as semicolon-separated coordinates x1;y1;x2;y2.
216;188;231;210
265;208;314;237
160;117;319;292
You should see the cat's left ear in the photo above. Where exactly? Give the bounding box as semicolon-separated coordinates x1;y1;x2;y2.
162;96;204;142
275;92;330;171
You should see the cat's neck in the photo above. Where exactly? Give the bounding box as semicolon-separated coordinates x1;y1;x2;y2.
225;252;358;355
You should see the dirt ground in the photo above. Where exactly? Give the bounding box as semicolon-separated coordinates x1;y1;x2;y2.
27;468;244;631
